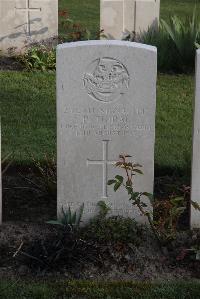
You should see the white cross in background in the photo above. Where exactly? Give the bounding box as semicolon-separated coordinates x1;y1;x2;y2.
87;140;117;199
15;0;41;36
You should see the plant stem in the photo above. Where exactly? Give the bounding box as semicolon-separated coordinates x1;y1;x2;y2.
135;201;162;249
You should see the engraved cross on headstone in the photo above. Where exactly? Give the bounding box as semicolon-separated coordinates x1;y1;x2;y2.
15;0;41;36
87;140;116;199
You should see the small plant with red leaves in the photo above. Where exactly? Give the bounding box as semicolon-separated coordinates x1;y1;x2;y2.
154;196;186;241
108;154;161;245
59;10;91;42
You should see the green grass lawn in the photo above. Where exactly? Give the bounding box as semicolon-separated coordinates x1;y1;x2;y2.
161;0;200;20
0;280;200;299
1;0;198;176
0;72;56;164
59;0;100;38
0;72;194;176
58;0;200;36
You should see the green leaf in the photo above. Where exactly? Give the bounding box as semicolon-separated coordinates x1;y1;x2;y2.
66;207;72;224
46;220;64;226
107;179;116;185
126;186;133;195
115;162;123;167
71;211;77;224
191;200;200;211
195;42;200;49
62;206;68;224
170;196;184;205
133;169;143;175
131;192;141;200
114;181;122;192
133;163;142;168
76;203;84;226
115;175;123;183
142;192;154;204
176;207;186;213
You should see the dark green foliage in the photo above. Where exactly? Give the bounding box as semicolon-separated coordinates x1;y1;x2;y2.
82;202;142;245
139;27;181;72
83;216;141;245
108;155;162;245
17;45;56;71
26;154;57;200
139;10;200;73
154;196;187;241
47;204;84;231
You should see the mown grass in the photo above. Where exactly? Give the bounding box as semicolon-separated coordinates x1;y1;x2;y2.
59;0;100;38
0;72;56;164
0;280;200;299
0;72;193;176
58;0;200;36
156;74;193;176
0;1;197;175
161;0;200;20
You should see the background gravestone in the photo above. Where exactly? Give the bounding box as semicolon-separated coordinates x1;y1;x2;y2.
191;49;200;228
57;40;157;223
0;0;58;54
100;0;160;40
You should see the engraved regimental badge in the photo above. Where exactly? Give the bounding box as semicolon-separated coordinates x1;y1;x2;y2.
83;57;129;103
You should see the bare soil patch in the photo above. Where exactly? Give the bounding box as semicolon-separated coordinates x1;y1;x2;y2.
1;167;199;281
0;57;24;71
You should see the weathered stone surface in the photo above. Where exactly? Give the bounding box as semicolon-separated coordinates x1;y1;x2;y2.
100;0;160;40
191;49;200;228
135;0;160;34
0;0;58;54
57;40;157;223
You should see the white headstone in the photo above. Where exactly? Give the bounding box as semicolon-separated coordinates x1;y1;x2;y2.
0;0;58;54
191;49;200;228
100;0;160;40
57;40;157;223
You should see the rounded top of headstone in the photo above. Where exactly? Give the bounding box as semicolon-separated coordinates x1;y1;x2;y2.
57;40;157;53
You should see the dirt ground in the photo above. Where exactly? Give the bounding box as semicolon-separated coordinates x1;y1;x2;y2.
2;167;56;222
1;168;199;281
0;57;24;71
0;221;198;281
